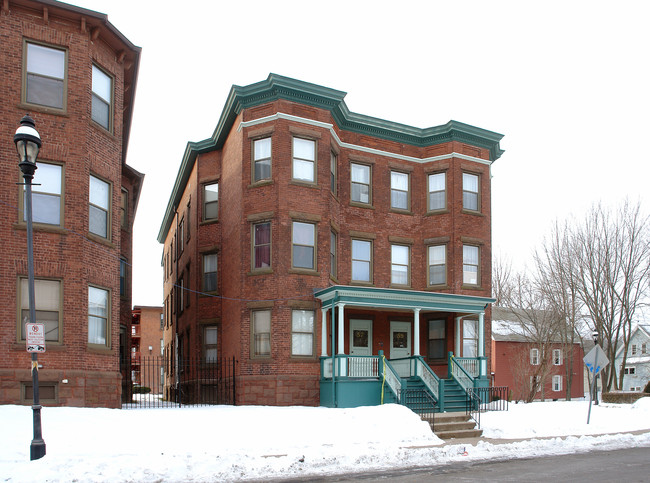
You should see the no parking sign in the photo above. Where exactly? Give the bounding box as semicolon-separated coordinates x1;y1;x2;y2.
26;323;46;353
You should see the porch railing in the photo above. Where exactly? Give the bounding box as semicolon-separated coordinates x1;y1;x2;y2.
450;355;474;392
455;357;479;378
414;356;440;402
322;355;380;378
381;357;402;401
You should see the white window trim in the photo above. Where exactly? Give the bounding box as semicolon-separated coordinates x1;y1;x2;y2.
530;348;540;365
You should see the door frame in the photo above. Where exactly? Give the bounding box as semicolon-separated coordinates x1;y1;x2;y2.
349;319;373;356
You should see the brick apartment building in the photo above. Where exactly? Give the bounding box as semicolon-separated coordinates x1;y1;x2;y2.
0;0;142;407
158;74;504;408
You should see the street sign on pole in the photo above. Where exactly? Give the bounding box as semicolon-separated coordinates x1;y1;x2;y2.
584;345;609;376
26;323;46;353
585;344;609;424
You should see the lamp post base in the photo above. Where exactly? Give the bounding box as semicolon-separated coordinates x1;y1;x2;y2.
30;404;46;460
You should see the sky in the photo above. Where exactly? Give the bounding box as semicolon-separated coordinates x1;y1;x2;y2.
1;399;649;481
68;0;650;307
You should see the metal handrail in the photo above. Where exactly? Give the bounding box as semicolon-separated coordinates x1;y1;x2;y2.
466;387;481;428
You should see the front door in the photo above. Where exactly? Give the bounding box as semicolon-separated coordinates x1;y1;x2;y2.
390;321;411;359
350;319;372;356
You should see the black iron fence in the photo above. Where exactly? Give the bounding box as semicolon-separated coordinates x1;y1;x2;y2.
466;386;509;428
120;355;237;408
399;388;437;431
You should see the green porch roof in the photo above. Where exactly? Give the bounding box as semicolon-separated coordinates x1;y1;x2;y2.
314;285;495;315
157;74;505;243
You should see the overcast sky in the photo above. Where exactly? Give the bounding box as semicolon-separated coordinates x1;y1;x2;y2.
70;0;650;307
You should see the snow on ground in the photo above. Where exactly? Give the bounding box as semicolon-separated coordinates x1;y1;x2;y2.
1;399;649;482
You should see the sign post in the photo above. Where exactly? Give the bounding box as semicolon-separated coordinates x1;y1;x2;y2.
584;345;609;424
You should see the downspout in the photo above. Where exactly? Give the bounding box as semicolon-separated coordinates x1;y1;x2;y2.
331;294;338;408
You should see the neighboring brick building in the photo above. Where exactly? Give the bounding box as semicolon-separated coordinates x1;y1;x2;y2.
491;307;585;401
129;306;163;395
0;0;142;407
158;74;504;407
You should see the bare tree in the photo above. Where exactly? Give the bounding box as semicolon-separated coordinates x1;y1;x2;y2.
534;220;585;400
572;201;650;391
492;254;514;307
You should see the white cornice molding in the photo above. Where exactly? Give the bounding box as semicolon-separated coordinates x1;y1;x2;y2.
238;113;492;166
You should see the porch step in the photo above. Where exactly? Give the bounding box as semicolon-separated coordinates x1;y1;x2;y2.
431;412;482;440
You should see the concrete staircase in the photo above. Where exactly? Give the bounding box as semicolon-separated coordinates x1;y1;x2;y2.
432;412;482;439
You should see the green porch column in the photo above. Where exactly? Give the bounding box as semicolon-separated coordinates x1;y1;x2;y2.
321;307;329;357
455;316;462;355
413;308;421;356
478;311;486;377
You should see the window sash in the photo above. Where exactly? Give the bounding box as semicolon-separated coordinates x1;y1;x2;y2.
351;163;370;203
203;253;218;292
292;222;315;269
291;310;314;356
352;239;372;282
330;231;337;278
530;348;539;365
463;245;479;285
19;278;60;342
428;320;446;360
203;183;218;220
390;171;409;210
428;245;446;285
330;152;337;194
88;286;109;346
292;138;316;182
89;175;110;238
391;244;409;285
462;319;478;357
204;326;218;361
428;173;446;211
26;43;65;109
462;173;479;211
253;222;271;269
253;138;271;181
253;310;271;356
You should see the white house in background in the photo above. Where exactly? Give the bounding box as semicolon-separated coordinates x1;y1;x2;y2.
614;325;650;392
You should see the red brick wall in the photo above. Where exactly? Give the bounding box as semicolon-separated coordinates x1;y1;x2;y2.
0;1;139;408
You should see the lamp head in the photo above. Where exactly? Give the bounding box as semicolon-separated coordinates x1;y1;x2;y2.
14;114;41;179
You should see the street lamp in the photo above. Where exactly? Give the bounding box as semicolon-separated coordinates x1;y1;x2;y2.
14;114;46;460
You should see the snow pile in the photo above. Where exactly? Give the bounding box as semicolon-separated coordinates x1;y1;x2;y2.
1;400;649;482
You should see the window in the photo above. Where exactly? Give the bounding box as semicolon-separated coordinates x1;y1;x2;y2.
428;245;446;286
89;175;110;238
351;163;371;204
390;171;409;210
463;319;478;357
391;244;409;286
643;343;647;354
530;348;540;365
292;221;316;270
351;239;372;283
120;259;127;296
22;382;57;404
292;137;316;182
204;326;218;362
178;217;185;255
428;172;446;211
24;42;66;109
631;344;637;356
19;278;60;342
291;310;314;356
428;320;446;361
252;310;271;357
553;349;562;365
91;65;112;130
203;182;218;221
463;245;479;285
624;366;636;375
462;173;479;211
330;231;337;278
253;137;271;182
203;253;218;292
120;189;128;228
185;201;191;243
88;286;109;347
552;375;563;392
24;161;62;226
177;276;184;313
330;152;337;195
631;386;642;392
253;222;271;269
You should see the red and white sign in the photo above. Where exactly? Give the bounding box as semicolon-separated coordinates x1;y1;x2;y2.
26;323;46;353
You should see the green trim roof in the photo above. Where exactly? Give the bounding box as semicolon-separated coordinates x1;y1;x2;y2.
314;285;495;314
157;74;505;242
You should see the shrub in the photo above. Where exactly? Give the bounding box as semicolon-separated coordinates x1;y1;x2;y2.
644;380;650;394
132;385;151;394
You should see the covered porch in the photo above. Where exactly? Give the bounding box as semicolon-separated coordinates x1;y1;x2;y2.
314;285;495;411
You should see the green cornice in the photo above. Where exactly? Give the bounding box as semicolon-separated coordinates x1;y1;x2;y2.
157;74;505;242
